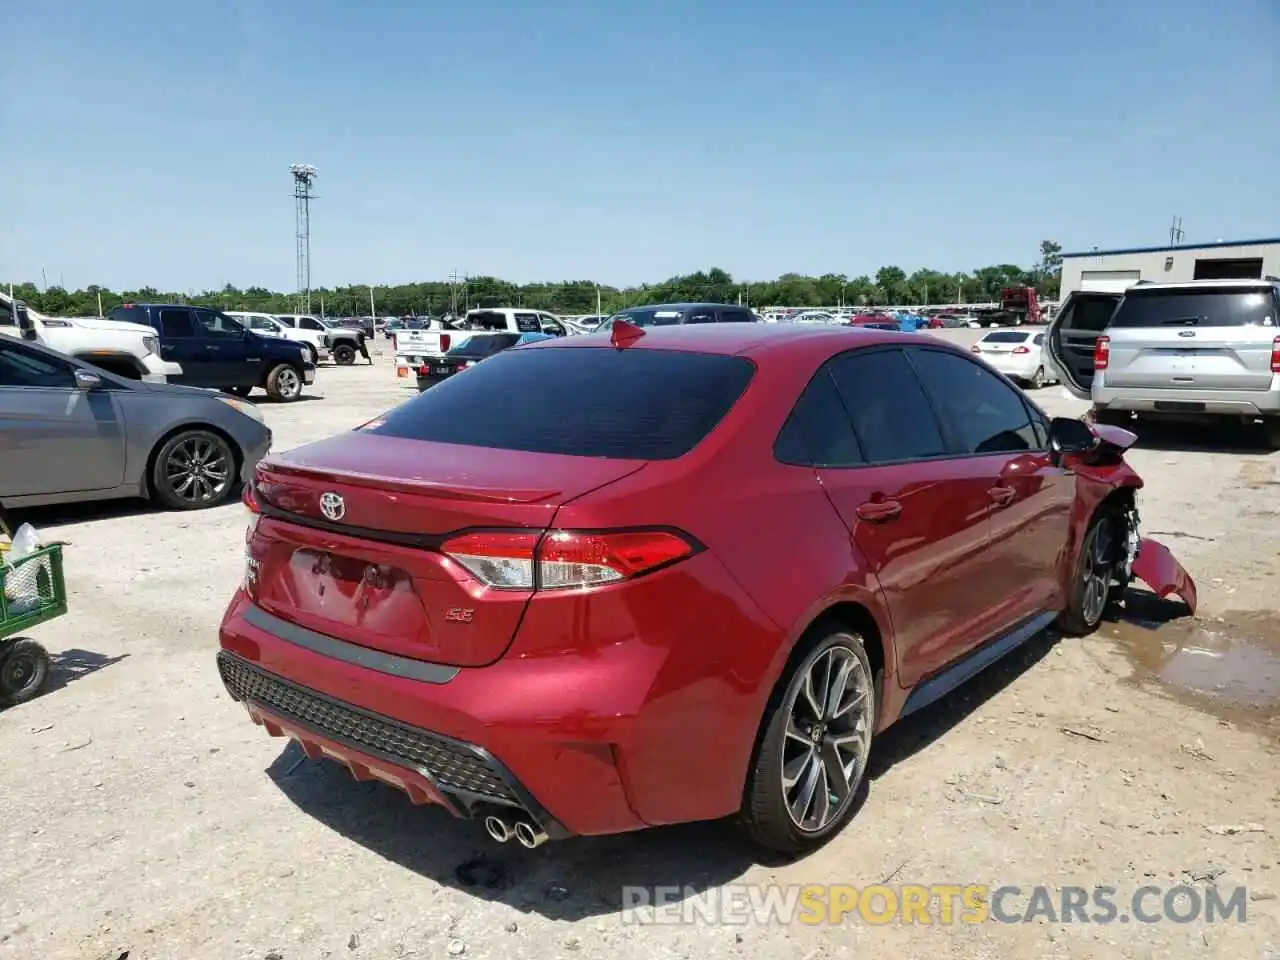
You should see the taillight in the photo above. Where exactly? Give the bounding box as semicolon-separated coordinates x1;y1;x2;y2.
242;481;262;590
1271;336;1280;374
1012;345;1031;355
1093;335;1110;370
441;528;698;591
440;333;451;352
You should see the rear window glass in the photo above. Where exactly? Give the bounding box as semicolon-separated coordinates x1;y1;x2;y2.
466;311;509;331
367;347;755;459
453;333;520;356
983;331;1030;343
608;308;685;327
1110;288;1277;328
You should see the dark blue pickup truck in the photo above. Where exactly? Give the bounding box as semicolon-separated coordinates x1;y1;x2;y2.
106;303;317;401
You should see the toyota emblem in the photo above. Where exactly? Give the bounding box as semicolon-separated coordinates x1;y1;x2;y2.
319;492;346;521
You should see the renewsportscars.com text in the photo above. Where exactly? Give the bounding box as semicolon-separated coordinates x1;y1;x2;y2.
621;883;1249;926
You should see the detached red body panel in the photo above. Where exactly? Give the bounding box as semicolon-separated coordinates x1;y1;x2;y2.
1132;538;1198;613
217;324;1199;844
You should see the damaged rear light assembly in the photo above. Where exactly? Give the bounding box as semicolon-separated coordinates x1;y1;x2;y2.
442;528;699;591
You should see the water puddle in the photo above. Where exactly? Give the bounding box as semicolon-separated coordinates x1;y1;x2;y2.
1103;608;1280;735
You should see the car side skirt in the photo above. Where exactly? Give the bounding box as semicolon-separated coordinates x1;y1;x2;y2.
897;610;1059;720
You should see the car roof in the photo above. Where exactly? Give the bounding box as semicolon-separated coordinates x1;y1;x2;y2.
532;321;929;358
611;302;741;312
1126;278;1280;293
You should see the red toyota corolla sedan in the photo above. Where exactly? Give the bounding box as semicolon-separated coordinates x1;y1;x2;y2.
218;322;1197;854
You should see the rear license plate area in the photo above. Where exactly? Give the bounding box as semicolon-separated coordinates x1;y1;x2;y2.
1153;400;1206;413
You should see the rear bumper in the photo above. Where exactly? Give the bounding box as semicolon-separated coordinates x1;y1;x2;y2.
216;650;572;838
217;550;784;838
1093;382;1280;417
981;354;1040;380
415;373;454;391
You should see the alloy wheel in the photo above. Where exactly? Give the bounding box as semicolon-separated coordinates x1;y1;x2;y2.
164;436;231;505
276;367;301;398
781;645;874;833
1080;518;1114;625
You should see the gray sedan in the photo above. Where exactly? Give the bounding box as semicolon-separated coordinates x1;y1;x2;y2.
0;335;272;511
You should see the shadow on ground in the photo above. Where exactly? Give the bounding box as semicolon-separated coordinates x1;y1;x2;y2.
1124;417;1276;454
42;648;130;695
268;597;1166;918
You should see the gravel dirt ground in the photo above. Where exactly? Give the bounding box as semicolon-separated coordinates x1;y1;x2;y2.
2;334;1277;960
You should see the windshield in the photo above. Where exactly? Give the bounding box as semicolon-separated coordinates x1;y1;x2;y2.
1109;288;1278;328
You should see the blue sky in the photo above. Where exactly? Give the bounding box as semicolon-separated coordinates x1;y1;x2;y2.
2;0;1277;291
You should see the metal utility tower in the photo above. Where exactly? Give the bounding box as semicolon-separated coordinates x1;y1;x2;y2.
291;164;319;313
1168;215;1184;247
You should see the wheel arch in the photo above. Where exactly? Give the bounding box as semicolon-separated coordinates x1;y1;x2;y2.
143;422;244;501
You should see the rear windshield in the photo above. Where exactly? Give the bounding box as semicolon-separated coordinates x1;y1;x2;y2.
983;331;1030;343
1110;288;1277;328
607;308;686;327
452;333;520;356
367;347;755;459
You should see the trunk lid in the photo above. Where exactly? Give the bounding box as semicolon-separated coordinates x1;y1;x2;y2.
248;431;645;666
1045;290;1124;400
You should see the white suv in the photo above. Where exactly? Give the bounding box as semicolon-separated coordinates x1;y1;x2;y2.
1047;279;1280;445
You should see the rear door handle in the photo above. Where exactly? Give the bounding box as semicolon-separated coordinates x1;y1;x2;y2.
988;484;1016;506
855;499;902;522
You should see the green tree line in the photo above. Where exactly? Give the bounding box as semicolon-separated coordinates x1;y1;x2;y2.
6;242;1063;318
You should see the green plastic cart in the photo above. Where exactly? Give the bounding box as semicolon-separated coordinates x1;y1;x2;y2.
0;511;66;706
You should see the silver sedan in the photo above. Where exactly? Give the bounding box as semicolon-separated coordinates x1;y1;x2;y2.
0;335;272;511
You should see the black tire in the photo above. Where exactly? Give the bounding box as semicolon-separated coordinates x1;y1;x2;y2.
1263;419;1280;451
1029;366;1045;389
333;343;357;366
742;627;876;855
150;429;238;510
1057;507;1120;635
265;363;303;401
226;385;253;398
0;638;51;706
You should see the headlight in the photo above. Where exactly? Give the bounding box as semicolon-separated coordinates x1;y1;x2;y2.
218;396;265;424
142;335;159;355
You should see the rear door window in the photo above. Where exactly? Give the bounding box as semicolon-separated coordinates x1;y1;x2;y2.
366;347;755;459
720;309;756;323
686;308;717;324
158;309;197;338
468;311;510;331
513;313;542;333
907;348;1040;454
1109;287;1276;328
828;348;948;463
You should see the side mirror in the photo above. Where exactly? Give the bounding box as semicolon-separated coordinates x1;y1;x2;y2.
1048;416;1099;461
74;369;102;390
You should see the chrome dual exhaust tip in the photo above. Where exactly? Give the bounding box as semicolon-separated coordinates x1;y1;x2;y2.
483;813;548;848
484;815;511;843
514;820;548;849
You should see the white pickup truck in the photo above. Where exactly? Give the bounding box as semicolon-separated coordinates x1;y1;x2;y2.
0;294;180;381
392;308;568;379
